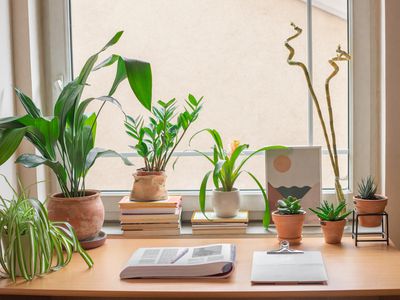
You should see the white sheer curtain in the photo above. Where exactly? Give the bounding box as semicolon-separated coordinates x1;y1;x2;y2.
0;0;49;199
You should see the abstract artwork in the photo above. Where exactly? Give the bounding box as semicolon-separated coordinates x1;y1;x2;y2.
266;146;321;225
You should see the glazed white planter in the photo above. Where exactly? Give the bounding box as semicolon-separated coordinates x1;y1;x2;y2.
212;188;241;218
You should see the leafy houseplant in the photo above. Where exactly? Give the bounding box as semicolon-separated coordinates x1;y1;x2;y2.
285;23;351;203
0;176;93;281
191;128;284;227
125;95;203;201
354;176;388;227
272;196;306;245
0;31;152;242
310;201;352;244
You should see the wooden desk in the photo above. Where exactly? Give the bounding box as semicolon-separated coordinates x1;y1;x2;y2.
0;237;399;299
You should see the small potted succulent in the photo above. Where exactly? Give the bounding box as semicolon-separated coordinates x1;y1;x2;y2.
0;176;93;281
192;128;284;227
354;176;388;227
310;201;352;244
0;31;152;243
272;196;306;245
125;96;203;201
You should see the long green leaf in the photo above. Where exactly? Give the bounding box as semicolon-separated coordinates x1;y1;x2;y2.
85;148;132;173
0;128;27;165
199;171;212;219
15;88;42;118
245;171;270;229
235;145;287;175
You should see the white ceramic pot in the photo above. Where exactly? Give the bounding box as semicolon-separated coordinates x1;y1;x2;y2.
212;188;241;218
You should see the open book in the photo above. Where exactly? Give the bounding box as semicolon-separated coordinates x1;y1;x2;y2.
120;244;236;279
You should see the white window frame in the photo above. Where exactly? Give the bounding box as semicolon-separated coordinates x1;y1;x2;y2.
40;0;382;221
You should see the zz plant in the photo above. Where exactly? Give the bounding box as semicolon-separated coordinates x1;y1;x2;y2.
0;176;93;281
191;128;284;228
0;31;152;197
125;95;203;171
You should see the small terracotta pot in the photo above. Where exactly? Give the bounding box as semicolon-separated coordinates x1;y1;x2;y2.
130;170;168;201
47;190;104;240
212;188;241;218
272;211;305;245
320;219;346;244
353;195;388;227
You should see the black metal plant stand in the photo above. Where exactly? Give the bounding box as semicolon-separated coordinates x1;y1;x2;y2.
351;210;389;246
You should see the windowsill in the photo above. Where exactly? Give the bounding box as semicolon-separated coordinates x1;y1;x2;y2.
103;221;360;238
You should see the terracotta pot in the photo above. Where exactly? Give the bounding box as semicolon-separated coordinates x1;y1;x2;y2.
130;170;168;201
212;188;241;218
320;219;346;244
272;211;305;245
47;190;104;240
353;195;388;227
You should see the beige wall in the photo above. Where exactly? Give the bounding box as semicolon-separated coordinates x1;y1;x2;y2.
385;0;400;248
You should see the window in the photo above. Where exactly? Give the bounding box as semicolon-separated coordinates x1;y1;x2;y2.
68;0;349;197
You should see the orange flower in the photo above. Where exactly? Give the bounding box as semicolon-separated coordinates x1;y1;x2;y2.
229;140;240;156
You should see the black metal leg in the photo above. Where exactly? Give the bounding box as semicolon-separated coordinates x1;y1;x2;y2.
352;210;355;239
352;210;389;246
386;213;390;245
355;214;359;247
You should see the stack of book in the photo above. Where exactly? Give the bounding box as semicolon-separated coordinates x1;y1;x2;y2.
119;196;182;237
191;211;248;235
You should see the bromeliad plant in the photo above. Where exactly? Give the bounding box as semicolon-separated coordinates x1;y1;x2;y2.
276;196;305;215
309;200;352;221
0;176;93;281
0;31;152;197
125;95;203;171
191;129;284;228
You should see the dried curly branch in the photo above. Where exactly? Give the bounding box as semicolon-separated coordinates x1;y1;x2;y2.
285;23;351;202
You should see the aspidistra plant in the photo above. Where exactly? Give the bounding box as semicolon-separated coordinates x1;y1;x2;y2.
191;129;285;229
0;31;152;197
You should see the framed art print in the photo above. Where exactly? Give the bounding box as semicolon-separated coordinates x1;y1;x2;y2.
265;146;322;225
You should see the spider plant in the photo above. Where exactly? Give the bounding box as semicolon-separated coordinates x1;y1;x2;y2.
125;95;203;171
190;128;285;228
0;31;152;197
0;176;93;282
309;200;352;221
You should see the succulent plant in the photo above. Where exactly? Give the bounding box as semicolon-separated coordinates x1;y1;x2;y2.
309;200;352;221
357;176;378;200
277;196;305;215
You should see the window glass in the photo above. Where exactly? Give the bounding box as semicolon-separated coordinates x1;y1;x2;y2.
70;0;348;192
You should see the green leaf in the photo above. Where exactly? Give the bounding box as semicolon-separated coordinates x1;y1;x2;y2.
15;88;42;118
124;59;152;111
85;148;132;173
199;171;212;219
0;128;27;165
101;31;124;52
245;171;271;229
107;57;152;111
235;145;287;176
15;154;67;187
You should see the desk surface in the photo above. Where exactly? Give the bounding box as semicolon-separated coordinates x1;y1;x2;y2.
0;237;399;298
